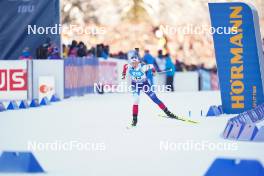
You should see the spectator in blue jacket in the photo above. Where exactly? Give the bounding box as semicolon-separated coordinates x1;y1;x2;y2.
19;47;32;60
165;53;176;91
143;50;156;86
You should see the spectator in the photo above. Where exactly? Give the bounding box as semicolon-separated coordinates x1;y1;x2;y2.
96;44;103;57
174;54;183;72
62;44;68;58
165;53;175;91
104;45;110;56
90;47;96;56
155;50;166;72
87;49;94;57
68;40;78;57
101;51;108;59
36;43;48;59
48;47;61;59
135;47;141;60
77;41;87;57
143;50;156;86
19;47;32;60
101;45;109;59
117;51;126;59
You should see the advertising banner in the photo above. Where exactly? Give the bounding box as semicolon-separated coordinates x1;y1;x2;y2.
209;2;264;114
0;0;60;60
0;61;28;100
38;76;55;100
32;60;64;100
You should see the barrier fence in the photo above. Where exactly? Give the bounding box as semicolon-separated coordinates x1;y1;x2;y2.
199;69;219;91
99;60;119;87
64;56;99;98
0;58;219;102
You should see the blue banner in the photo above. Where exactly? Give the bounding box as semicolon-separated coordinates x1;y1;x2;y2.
0;0;60;60
209;2;264;114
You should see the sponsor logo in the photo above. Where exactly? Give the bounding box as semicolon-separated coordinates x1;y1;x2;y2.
0;69;27;91
39;84;53;94
229;6;244;109
18;5;34;13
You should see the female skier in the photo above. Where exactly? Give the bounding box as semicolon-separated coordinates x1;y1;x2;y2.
122;50;178;127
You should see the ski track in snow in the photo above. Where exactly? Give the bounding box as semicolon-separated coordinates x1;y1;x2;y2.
0;91;264;176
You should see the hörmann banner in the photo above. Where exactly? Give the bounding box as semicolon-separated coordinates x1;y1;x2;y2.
209;2;264;114
0;0;60;60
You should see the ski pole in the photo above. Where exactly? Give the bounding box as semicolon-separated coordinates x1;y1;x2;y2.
157;68;173;74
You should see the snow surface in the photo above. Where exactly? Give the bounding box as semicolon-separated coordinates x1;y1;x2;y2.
0;91;264;176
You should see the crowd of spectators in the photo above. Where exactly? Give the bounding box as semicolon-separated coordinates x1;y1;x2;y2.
19;39;218;74
19;36;264;65
19;40;110;60
107;46;218;73
35;39;61;59
63;41;109;59
24;35;264;74
19;39;61;60
18;39;220;91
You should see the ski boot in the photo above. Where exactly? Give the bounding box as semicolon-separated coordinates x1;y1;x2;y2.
131;115;138;126
163;108;178;119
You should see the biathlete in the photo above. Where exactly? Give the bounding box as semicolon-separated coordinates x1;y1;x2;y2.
122;50;178;127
